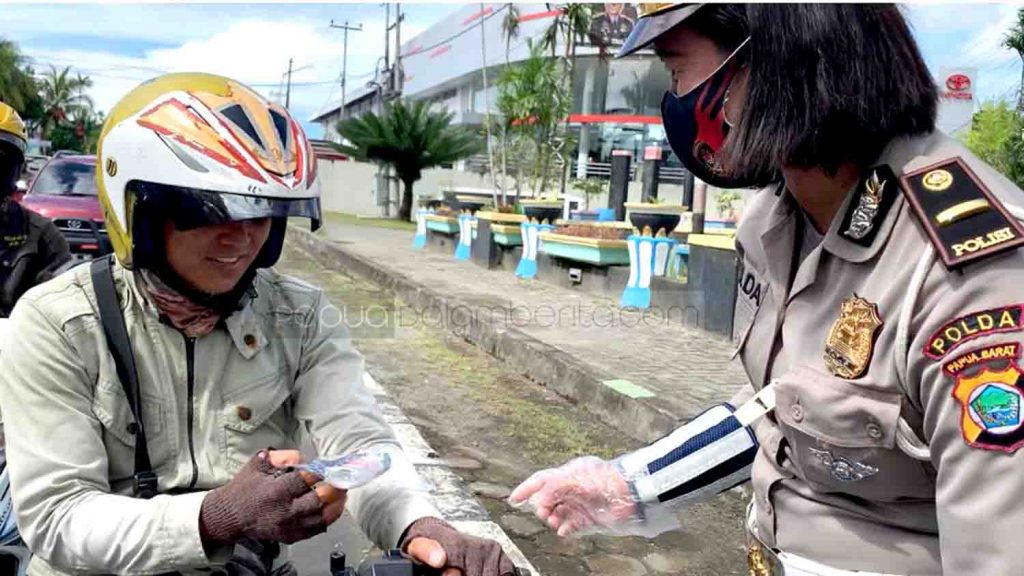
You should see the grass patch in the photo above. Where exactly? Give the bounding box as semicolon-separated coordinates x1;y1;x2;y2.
412;331;620;466
323;211;416;232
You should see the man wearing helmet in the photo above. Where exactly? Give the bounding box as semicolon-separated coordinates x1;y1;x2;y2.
511;4;1024;575
0;74;515;576
0;103;70;317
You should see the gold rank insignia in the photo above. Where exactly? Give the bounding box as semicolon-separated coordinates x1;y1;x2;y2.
825;296;883;380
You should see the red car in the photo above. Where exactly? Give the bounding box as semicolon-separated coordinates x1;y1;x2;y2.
20;155;111;261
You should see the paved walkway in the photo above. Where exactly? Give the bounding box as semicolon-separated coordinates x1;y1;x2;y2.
302;219;748;437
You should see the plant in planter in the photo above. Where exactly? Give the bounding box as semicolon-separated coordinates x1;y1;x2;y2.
715;190;743;223
624;201;687;237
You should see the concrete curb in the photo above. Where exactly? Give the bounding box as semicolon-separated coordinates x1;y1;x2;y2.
291;227;681;443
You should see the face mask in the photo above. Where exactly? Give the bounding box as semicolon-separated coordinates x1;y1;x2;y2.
661;38;773;189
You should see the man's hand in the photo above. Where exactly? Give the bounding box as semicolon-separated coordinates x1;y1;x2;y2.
508;456;636;536
402;517;516;576
199;449;347;546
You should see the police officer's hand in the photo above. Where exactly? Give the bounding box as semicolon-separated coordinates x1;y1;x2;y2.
402;517;516;576
509;456;636;537
199;449;347;546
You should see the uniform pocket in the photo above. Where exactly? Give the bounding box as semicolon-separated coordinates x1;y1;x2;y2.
774;366;933;500
90;379;169;482
220;368;294;467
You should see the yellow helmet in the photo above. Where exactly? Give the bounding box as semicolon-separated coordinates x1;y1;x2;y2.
96;72;321;269
0;102;27;156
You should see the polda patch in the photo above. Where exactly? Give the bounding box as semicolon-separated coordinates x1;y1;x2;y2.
943;343;1021;376
924;305;1024;359
952;362;1024;453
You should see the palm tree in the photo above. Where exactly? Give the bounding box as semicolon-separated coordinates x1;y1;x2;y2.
1005;8;1024;111
38;65;94;138
336;100;483;221
498;3;522;202
0;39;40;117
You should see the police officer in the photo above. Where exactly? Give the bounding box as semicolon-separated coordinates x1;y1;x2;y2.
0;103;70;317
511;4;1024;574
0;74;515;576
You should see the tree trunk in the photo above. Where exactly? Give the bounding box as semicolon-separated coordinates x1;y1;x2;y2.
399;178;414;222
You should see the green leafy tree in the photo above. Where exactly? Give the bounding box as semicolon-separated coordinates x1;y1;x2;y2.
336;99;482;221
0;39;42;124
496;40;570;195
961;100;1024;189
540;4;591;197
1005;7;1024;110
38;65;94;139
963;101;1020;167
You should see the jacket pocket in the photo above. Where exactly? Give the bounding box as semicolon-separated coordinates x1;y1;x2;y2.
219;368;294;467
774;366;933;500
91;379;169;483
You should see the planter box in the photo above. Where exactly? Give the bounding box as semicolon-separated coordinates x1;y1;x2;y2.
424;214;459;235
476;211;527;224
538;232;630;266
475;212;525;244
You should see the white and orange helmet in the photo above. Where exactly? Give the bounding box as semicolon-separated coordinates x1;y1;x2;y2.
97;72;321;269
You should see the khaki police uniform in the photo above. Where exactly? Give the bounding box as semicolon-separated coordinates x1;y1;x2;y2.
733;130;1024;575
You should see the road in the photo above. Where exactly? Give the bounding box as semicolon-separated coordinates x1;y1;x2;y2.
275;239;748;576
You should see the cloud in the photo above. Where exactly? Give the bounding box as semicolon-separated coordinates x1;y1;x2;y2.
959;4;1021;67
11;4;428;139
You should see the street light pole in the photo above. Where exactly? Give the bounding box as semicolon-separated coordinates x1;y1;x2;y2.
330;19;363;121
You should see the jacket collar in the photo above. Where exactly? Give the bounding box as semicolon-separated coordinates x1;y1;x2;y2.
123;265;268;358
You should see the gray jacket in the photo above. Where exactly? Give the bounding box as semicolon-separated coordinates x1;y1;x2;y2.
0;261;438;575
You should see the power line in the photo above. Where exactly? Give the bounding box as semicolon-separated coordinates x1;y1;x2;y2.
401;4;508;59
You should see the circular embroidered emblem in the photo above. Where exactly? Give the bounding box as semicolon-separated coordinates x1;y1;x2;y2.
105;157;118;177
922;169;953;192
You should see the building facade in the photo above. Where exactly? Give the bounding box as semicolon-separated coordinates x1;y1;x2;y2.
312;3;688;181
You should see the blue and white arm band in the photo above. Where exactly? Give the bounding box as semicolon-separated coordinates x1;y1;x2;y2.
617;398;766;506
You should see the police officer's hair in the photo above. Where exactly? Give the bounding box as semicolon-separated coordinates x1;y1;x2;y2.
722;4;938;180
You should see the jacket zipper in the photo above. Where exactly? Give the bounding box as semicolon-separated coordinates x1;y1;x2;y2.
184;336;199;490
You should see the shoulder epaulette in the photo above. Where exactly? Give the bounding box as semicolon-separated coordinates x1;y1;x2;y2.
899;157;1024;270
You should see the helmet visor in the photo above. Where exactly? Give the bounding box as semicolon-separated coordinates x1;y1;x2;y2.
128;180;321;232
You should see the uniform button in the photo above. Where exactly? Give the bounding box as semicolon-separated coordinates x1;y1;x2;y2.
126;422;139;435
866;421;884;440
244;334;257;347
236;406;252;421
791;403;804;422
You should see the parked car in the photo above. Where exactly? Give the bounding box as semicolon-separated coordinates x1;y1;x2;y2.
20;155;111;261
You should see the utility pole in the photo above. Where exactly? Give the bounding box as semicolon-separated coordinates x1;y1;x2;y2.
282;59;312;110
285;58;293;108
329;19;363;121
394;4;404;96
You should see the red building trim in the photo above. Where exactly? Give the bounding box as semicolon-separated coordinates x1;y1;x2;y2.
462;6;494;25
517;9;562;23
429;45;451;59
569;114;663;125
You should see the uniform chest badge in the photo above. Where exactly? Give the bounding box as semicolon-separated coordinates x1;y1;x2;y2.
824;296;883;380
953;363;1024;453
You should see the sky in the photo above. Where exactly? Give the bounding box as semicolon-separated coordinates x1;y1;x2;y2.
3;2;1023;140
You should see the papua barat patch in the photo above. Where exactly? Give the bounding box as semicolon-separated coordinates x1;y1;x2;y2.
925;305;1024;359
953;362;1024;453
943;343;1021;376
